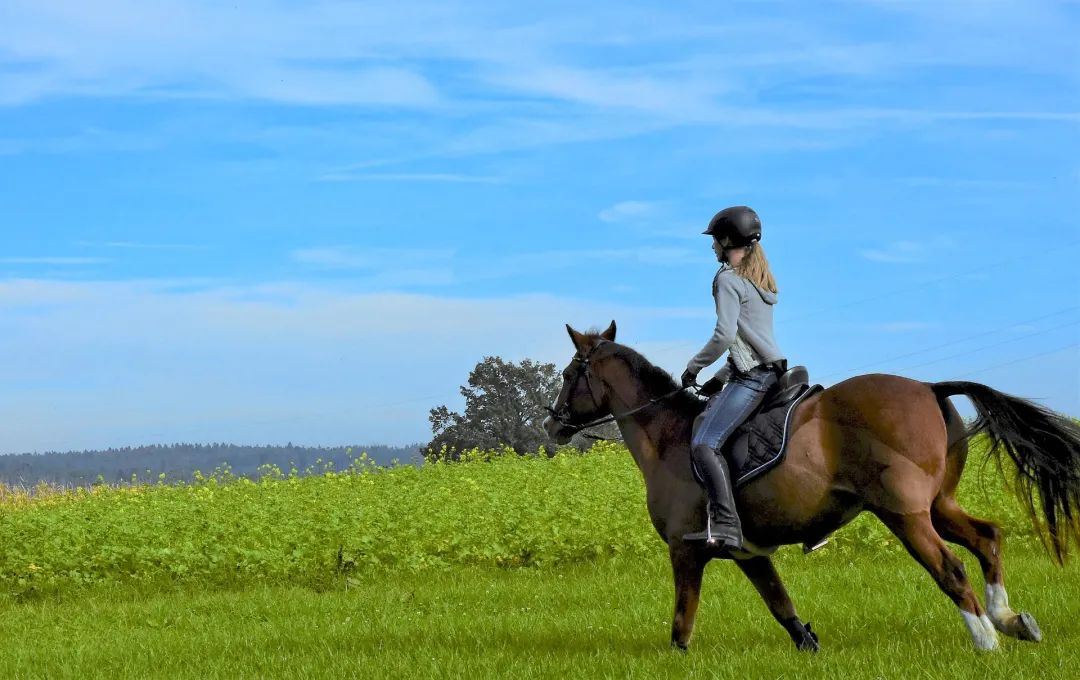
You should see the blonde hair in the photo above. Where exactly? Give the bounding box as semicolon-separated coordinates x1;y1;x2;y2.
734;243;778;294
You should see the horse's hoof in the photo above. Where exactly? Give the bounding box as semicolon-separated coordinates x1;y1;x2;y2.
670;640;690;653
1016;612;1043;642
797;623;820;653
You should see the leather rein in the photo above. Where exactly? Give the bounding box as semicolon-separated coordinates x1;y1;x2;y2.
544;341;690;440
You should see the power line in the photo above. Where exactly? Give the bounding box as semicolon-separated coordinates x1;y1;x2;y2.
952;342;1080;379
637;241;1080;364
890;319;1079;373
818;306;1079;380
779;240;1080;326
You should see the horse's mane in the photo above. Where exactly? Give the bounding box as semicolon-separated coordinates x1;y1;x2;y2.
583;333;706;417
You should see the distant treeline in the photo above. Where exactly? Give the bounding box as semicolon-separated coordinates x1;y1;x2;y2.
0;443;423;487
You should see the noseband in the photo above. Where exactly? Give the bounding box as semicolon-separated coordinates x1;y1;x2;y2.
546;341;688;437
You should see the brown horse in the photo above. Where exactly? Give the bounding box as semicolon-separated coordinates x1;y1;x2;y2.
542;321;1080;652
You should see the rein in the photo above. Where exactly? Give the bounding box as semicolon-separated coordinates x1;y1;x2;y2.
550;387;688;440
546;341;692;440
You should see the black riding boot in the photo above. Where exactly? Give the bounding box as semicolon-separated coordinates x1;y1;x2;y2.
683;444;743;550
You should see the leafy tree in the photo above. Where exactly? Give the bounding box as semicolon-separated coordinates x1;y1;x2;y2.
426;356;621;461
426;356;557;459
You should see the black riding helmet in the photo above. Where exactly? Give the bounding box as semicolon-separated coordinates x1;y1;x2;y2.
703;206;761;247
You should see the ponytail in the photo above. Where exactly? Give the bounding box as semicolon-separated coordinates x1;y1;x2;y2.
734;243;778;294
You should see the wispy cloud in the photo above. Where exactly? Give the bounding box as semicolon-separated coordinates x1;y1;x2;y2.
896;176;1039;190
0;127;160;155
860;237;955;264
869;321;937;333
598;200;659;223
0;277;700;451
0;2;445;107
316;172;503;184
74;241;202;251
4;3;1073;131
0;257;110;265
449;246;702;285
291;246;455;271
859;241;927;264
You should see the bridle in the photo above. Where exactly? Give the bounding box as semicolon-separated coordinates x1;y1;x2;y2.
545;341;689;439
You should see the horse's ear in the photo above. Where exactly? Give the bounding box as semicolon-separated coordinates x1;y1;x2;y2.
600;320;616;342
566;324;588;352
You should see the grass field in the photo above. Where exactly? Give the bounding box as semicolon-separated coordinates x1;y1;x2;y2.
2;546;1077;679
1;440;1078;678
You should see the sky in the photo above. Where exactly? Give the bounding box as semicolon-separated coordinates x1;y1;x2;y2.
1;0;1078;454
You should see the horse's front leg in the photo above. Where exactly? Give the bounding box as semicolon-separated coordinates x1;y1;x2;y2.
669;543;707;651
736;556;820;652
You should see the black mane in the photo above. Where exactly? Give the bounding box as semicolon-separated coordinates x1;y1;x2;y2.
587;336;705;417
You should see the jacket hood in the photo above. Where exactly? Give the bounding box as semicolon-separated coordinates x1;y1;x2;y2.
719;265;778;305
751;283;778;305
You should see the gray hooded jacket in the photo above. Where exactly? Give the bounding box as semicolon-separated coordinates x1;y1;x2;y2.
686;265;784;377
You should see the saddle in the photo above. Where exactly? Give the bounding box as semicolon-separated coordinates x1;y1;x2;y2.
694;365;823;489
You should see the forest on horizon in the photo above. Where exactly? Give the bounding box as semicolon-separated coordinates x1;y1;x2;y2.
0;442;423;487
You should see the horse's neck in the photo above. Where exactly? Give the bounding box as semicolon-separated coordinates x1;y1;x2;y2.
615;416;663;476
606;370;687;475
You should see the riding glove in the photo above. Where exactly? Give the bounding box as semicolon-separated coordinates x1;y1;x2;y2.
681;368;698;389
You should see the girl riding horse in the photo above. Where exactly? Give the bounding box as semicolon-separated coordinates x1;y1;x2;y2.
680;206;786;552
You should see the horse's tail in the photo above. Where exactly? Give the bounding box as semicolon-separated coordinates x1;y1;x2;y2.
932;380;1080;564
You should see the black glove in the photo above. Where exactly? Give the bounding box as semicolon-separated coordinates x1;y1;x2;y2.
699;375;726;397
680;368;698;389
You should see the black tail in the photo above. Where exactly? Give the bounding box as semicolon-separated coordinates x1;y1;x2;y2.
933;381;1080;563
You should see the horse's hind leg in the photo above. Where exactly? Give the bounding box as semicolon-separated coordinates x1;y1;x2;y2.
875;510;999;651
736;556;819;652
932;496;1042;642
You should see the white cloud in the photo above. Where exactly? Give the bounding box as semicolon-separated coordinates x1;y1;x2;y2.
859;241;927;264
317;172;503;184
72;241;201;250
860;236;956;264
4;1;1073;131
464;247;702;281
869;321;936;333
0;256;109;265
0;1;445;107
598;200;659;223
896;176;1039;190
479;63;733;118
0;127;160;155
0;277;702;452
103;242;193;250
291;246;455;271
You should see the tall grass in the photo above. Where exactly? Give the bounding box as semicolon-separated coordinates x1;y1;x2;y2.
0;438;1047;599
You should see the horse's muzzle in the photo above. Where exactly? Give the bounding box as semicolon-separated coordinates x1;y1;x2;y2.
542;415;575;445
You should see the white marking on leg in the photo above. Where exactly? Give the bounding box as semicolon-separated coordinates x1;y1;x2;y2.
961;610;1000;651
985;583;1012;625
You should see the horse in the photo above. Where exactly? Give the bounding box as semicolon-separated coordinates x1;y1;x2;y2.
542;321;1080;652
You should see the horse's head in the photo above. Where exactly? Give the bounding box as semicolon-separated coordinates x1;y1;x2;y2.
542;320;618;445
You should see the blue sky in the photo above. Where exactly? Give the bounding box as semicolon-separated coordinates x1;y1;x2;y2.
1;1;1078;453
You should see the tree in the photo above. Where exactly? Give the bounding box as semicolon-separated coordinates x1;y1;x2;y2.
426;356;558;460
425;356;622;461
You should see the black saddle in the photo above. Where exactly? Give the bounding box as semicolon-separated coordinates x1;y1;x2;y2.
764;364;810;409
693;365;821;489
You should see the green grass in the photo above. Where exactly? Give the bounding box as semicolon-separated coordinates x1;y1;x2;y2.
0;438;1048;599
1;546;1077;679
1;438;1077;677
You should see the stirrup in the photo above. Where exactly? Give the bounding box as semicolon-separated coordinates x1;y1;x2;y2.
802;537;830;554
703;505;742;551
705;505;732;546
